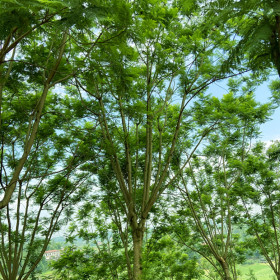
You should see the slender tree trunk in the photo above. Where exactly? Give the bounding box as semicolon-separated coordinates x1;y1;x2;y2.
123;239;133;280
127;264;134;280
0;31;68;209
132;228;144;280
218;258;232;280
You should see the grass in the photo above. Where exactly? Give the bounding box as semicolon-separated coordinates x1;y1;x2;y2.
37;270;57;280
238;263;276;280
199;262;276;280
37;261;276;280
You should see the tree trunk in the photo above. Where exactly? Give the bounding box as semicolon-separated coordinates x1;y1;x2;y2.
218;257;232;280
132;229;143;280
125;247;133;280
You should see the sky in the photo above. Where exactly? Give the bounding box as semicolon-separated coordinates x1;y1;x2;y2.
255;82;280;142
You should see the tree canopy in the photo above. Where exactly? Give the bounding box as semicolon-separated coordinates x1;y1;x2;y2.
0;1;280;280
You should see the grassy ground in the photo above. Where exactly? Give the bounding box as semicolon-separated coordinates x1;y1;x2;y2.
199;262;276;280
37;270;57;280
238;263;276;280
37;262;276;280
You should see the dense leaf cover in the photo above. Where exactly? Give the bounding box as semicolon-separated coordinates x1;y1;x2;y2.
0;1;280;280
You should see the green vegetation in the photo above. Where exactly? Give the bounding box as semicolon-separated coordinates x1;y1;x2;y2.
36;257;277;280
238;263;275;280
1;0;280;279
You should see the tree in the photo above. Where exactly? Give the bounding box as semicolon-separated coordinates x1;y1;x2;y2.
237;141;280;280
53;199;202;280
165;89;272;280
0;0;74;208
204;0;280;77
0;88;93;280
2;1;276;279
0;0;130;278
71;0;248;278
0;0;125;208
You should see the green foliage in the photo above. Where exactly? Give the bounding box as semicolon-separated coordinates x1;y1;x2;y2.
160;86;273;280
51;245;126;280
0;0;132;279
143;235;202;280
1;1;280;280
204;0;280;76
237;140;280;277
